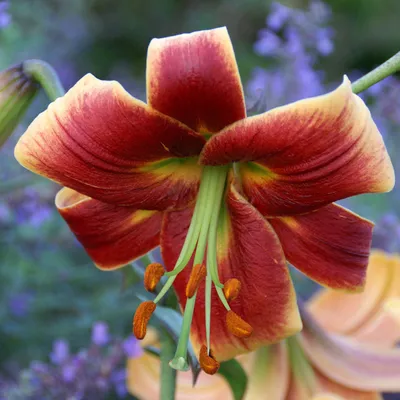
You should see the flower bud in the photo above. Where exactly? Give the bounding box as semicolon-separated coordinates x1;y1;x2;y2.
0;63;39;148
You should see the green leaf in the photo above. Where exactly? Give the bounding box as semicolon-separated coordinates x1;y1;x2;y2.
218;359;248;400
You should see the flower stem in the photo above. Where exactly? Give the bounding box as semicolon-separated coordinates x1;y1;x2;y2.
160;329;177;400
351;51;400;94
23;60;65;101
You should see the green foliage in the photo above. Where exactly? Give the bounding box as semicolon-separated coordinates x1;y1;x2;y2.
218;359;248;400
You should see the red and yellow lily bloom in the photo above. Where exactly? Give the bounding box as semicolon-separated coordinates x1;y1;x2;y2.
14;27;394;372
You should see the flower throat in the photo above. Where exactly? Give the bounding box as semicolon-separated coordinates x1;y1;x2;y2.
133;165;253;374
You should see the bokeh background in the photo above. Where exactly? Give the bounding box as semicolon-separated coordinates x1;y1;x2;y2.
1;0;400;398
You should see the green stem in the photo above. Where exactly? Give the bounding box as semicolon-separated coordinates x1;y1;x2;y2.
23;60;65;101
160;330;177;400
351;51;400;94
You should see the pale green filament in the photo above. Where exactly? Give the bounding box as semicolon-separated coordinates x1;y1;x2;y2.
148;165;235;371
165;169;212;277
170;166;227;370
206;181;225;289
205;272;212;353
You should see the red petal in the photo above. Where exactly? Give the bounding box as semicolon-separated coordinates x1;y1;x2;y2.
56;187;162;269
201;77;394;216
147;27;246;133
15;74;205;210
269;203;373;291
161;185;301;361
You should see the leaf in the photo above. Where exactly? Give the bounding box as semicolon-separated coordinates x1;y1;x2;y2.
151;304;201;385
218;359;248;400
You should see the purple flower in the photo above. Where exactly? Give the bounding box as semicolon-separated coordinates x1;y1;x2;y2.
8;292;33;317
91;321;110;346
253;29;281;56
0;1;11;29
267;2;290;30
122;335;143;358
50;339;70;365
62;362;77;383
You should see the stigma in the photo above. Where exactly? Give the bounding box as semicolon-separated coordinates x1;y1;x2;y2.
132;166;253;374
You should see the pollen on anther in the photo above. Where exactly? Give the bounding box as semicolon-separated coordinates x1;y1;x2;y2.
144;263;165;292
199;345;220;375
226;310;253;338
133;301;156;340
223;278;241;302
185;264;207;298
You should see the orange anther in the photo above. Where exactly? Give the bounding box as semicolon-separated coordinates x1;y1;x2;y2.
185;264;207;298
133;301;156;340
199;345;220;375
226;310;253;338
223;278;241;302
144;263;165;292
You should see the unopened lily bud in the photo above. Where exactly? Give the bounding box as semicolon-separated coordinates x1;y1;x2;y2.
133;301;156;340
223;278;241;302
186;264;207;298
226;310;253;338
144;263;165;292
0;63;39;148
199;345;220;375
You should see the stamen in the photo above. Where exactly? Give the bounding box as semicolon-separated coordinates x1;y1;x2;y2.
133;301;156;340
223;278;241;302
226;310;253;338
205;272;212;352
199;345;220;375
165;169;212;278
170;167;227;370
144;263;165;292
186;264;207;298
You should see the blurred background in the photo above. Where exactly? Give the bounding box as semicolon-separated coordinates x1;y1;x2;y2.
1;0;400;398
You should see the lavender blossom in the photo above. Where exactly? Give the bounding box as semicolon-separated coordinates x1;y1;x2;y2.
0;323;143;399
247;1;332;110
0;0;10;29
91;321;110;346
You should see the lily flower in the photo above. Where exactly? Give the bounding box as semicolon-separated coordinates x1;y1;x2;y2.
308;250;400;347
14;27;394;372
244;250;400;399
126;251;400;399
0;64;39;148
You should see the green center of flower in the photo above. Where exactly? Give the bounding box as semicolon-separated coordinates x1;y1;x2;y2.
133;165;253;374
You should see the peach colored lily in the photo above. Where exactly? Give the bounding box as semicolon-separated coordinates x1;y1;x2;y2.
14;27;394;372
127;251;400;399
243;250;400;399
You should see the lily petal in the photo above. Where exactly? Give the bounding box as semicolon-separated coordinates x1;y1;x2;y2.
313;371;382;400
147;27;246;133
269;203;373;291
15;74;205;210
239;343;289;400
300;308;400;392
308;251;397;334
161;185;301;361
56;187;162;269
201;77;394;216
352;307;400;348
